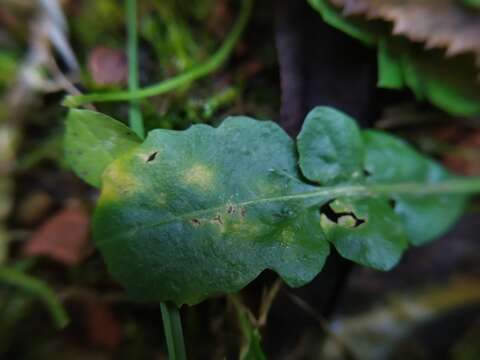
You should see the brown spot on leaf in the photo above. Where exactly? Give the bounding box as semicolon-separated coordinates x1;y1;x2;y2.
212;214;223;225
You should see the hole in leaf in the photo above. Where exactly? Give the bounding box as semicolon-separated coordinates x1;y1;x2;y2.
363;169;372;177
389;199;397;209
190;218;201;226
320;201;365;228
146;151;158;163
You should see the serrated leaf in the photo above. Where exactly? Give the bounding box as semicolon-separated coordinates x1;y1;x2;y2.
93;117;330;306
65;109;141;188
363;130;466;245
297;107;364;184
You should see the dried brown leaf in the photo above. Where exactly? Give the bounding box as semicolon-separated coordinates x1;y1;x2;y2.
23;204;92;265
331;0;480;68
87;46;127;86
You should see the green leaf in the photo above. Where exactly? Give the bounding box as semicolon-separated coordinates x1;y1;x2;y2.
297;107;408;269
378;39;480;117
307;0;378;45
363;130;466;245
320;197;408;270
463;0;480;9
307;0;480;117
93;117;330;306
89;107;477;305
298;107;364;184
65;109;141;188
0;266;69;329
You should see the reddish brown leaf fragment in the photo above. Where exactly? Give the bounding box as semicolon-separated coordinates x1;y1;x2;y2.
330;0;480;70
23;205;92;265
87;46;128;86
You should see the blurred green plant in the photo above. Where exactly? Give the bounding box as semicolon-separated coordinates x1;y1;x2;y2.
308;0;480;117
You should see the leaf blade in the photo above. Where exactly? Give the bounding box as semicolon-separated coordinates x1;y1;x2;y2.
363;130;467;245
298;107;364;184
94;117;330;305
65;109;141;188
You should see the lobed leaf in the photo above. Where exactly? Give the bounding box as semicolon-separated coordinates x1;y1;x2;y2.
298;108;408;269
297;107;364;185
67;107;473;306
93;117;330;306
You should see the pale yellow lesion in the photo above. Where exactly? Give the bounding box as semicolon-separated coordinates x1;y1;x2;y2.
337;215;357;228
100;162;140;202
256;180;282;196
157;192;168;205
330;199;354;214
280;227;295;246
320;213;336;230
183;164;215;190
228;219;263;237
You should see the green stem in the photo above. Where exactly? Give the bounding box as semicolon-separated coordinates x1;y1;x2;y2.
238;177;480;207
0;266;69;329
160;302;187;360
106;177;480;242
63;0;253;107
125;1;185;358
126;0;144;138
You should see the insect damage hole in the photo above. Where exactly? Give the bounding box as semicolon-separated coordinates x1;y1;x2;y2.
320;200;365;228
389;199;397;209
146;151;158;163
212;214;223;225
190;218;201;227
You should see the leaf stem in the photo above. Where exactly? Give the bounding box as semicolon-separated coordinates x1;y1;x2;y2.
160;302;187;360
126;0;144;138
124;1;186;358
63;0;253;108
0;266;69;329
238;177;480;206
96;177;480;246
